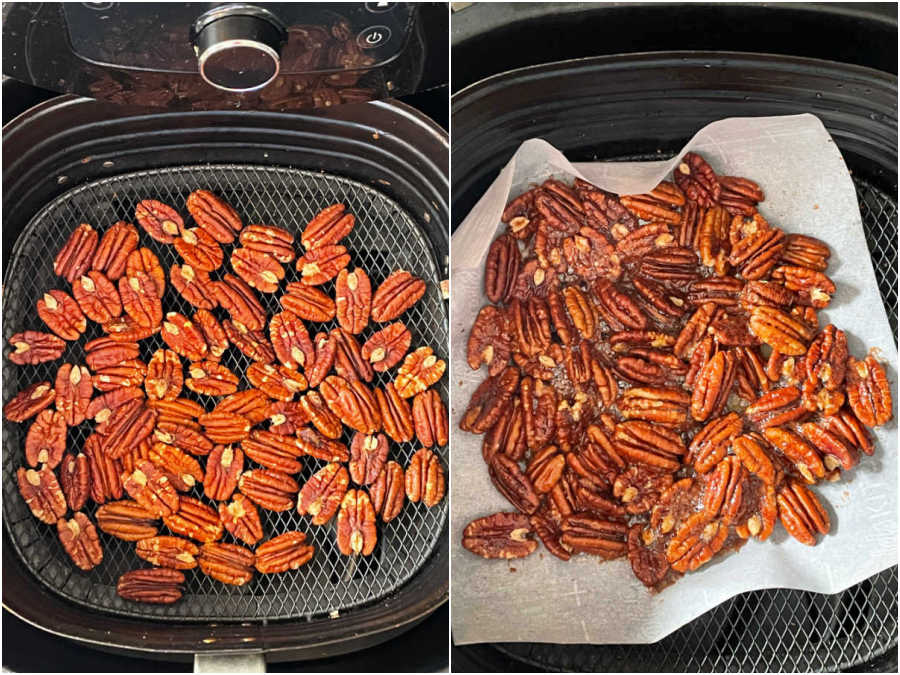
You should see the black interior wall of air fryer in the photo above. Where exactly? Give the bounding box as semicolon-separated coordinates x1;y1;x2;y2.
451;2;898;92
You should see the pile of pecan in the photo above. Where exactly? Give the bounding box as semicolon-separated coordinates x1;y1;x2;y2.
460;152;892;588
6;189;446;604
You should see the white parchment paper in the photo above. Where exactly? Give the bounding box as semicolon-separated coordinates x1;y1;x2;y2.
450;114;898;645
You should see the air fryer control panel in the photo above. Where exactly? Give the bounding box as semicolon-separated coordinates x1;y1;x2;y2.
63;3;415;74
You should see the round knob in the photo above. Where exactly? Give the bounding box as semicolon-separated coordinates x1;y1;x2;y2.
192;4;287;93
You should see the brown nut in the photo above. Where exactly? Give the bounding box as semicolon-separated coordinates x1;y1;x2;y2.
197;542;255;585
269;310;315;370
186;189;242;244
92;221;139;280
25;409;67;469
231;247;285;293
319;375;381;434
200;411;251;444
255;531;314;573
185;360;239;397
462;512;538;559
193;309;229;361
394;346;446;398
673;151;721;207
686;412;742;474
223;319;276;364
204;444;243;501
374;383;415;443
135;199;184;242
117;568;185;604
301;203;355;250
72;271;123;324
488;453;540;515
280;282;336;323
54;223;98;283
215;274;267;330
56;512;103;571
332;327;374;383
560;513;628;559
348;432;389;486
59;452;91;511
96;500;159;541
135;536;199;570
83;434;123;504
7;331;66;366
239;469;299;512
666;513;728;572
170;263;218;310
363;322;413;373
777;479;830;545
149;442;205;492
17;466;67;524
405;448;446;507
4;382;56;423
485;233;521;303
845;355;893;427
163;495;224;543
336;488;377;556
100;399;157;459
335;267;372;334
122;459;180;517
368;460;405;523
764;426;825;484
296;244;350;285
174;227;224;272
242;430;304;474
614;421;686;471
126;247;166;298
38;290;87;341
241;224;296;263
119;272;163;329
371;270;426;322
145;349;184;400
297;462;349;526
219;493;264;546
411;389;448;448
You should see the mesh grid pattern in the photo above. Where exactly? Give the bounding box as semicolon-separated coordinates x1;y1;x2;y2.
483;176;898;672
2;165;448;621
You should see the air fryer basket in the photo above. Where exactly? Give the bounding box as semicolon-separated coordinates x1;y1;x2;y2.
3;96;448;658
451;53;897;672
3;164;448;621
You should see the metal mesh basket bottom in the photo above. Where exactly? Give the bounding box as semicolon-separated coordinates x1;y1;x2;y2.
2;165;449;621
479;176;898;672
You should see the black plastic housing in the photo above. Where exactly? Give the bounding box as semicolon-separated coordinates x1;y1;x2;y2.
2;95;448;661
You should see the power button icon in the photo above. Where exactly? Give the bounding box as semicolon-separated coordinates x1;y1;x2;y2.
357;25;391;49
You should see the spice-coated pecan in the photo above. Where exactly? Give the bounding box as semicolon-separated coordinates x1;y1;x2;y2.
203;444;243;501
7;331;66;366
136;536;199;570
485;234;521;303
301;203;355;250
163;495;224;542
93;221;139;280
122;459;180;517
336;489;377;556
174;227;224;272
96;500;159;541
255;531;315;573
72;271;123;324
363;321;413;373
219;494;264;546
17;466;67;524
54;223;98;283
368;460;405;523
462;512;538;559
186;189;242;244
371;270;426;322
845;355;892;427
673;152;720;207
776;479;830;545
198;542;255;585
38;289;87;341
239;469;299;512
231;247;284;293
117;568;185;604
394;346;446;398
240;224;296;263
126;248;166;298
25;409;67;468
57;512;104;571
297;462;349;526
59;451;91;511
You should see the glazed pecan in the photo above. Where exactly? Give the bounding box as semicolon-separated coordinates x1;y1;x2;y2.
772;266;835;308
163;496;224;542
749;305;813;356
593;279;648;331
301;203;355;250
798;422;858;472
337;489;378;555
502;188;539;238
117;568;184;604
702;455;745;523
734;479;777;541
616;387;690;427
170;263;218;310
25;409;67;469
764;426;825;484
745;386;807;429
122;460;180;517
560;514;628;558
614;421;686;471
4;381;56;422
822;408;873;456
145;349;184;400
241;224;296;263
729;226;784;280
485;234;521;303
673;152;720;207
242;430;304;474
363;322;413;373
38;290;87;341
92;221;139;280
219;494;264;546
296;244;349;284
255;531;314;573
368;460;405;523
59;452;91;511
686;412;742;473
198;542;255;585
628;523;670;587
845;355;892;427
135;536;199;570
7;331;66;366
691;349;739;422
17;466;67;524
174;227;224;272
231;247;284;293
459;367;520;433
96;500;158;541
280;282;336;323
620;185;683;224
666;513;728;572
186;189;242;243
614;465;674;515
489;453;540;514
732;433;774;485
462;512;538;559
126;247;166;298
781;233;830;271
777;479;830;545
371;270;426;322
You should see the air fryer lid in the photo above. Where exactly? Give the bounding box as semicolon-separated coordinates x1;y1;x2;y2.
2;2;444;110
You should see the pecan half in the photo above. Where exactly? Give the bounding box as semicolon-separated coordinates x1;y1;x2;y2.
405;447;446;507
764;426;825;484
485;234;521;303
54;223;98;283
38;290;86;341
164;495;224;542
560;513;628;558
187;189;243;243
83;434;123;503
242;430;304;474
777;479;830;545
296;244;349;284
337;489;377;555
72;271;123;323
749;305;813;356
673;152;720;207
782;234;830;271
334;267;372;334
616;387;690;427
489;453;540;514
17;466;67;524
845;355;892;427
59;452;91;511
319;375;381;434
772;265;835;308
305;331;336;388
686;412;742;473
4;382;56;422
241;224;296;263
136;536;199;570
371;270;426;322
269;309;314;370
301;203;354;250
219;493;264;546
119;272;163;328
145;349;184;400
149;442;205;492
100;399;157;459
55;512;103;571
462;512;538;559
239;469;299;511
7;331;66;366
126;248;166;298
395;346;446;398
255;532;314;573
136;199;184;243
411;389;448;448
297;463;349;526
332;327;374;383
223;320;276;363
216;274;267;330
203;445;243;501
25;409;67;469
666;513;727;572
614;421;686;471
299;390;344;439
122;460;180;517
364;321;413;373
200;411;251;444
96;500;158;541
368;460;405;523
93;221;139;280
280;282;336;323
174;227;224;272
117;568;184;604
170;263;218;310
231;247;284;293
198;542;255;585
